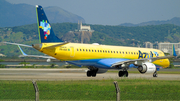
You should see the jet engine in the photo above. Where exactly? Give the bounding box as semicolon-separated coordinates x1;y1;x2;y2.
137;63;156;74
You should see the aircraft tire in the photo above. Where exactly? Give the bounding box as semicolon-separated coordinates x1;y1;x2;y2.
118;71;124;77
92;72;96;77
87;71;92;77
124;71;128;77
153;71;157;77
118;71;128;77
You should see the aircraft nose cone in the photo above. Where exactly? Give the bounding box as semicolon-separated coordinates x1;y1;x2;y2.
32;44;42;50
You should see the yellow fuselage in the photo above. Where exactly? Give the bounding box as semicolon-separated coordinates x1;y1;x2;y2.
39;43;170;68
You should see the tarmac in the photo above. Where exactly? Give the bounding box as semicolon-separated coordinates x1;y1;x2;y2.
0;68;179;81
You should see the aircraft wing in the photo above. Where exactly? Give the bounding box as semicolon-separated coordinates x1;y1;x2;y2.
111;55;175;67
111;45;177;68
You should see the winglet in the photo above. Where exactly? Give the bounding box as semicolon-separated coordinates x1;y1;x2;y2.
18;45;27;56
172;44;177;57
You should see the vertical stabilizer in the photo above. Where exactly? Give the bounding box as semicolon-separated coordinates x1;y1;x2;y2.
36;5;63;43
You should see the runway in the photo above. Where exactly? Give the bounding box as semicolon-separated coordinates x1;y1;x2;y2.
0;68;180;81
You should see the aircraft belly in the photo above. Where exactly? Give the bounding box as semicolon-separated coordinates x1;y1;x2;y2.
67;59;106;68
67;59;130;69
66;58;169;70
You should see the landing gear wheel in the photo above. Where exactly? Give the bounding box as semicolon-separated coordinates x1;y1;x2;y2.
118;71;128;77
118;71;124;77
86;70;97;77
87;71;92;77
153;71;158;77
124;71;128;77
92;71;97;77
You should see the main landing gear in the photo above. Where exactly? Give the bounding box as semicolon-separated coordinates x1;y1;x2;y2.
87;68;98;77
118;71;128;77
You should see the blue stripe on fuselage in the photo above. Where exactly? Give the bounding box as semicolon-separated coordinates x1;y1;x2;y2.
67;59;129;69
66;58;163;70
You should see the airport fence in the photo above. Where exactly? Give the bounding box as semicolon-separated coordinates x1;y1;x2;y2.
0;79;180;101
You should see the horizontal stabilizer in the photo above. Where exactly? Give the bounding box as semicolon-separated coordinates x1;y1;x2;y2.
2;42;32;48
17;45;55;59
43;42;70;49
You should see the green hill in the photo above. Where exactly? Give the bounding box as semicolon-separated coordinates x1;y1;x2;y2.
120;17;180;27
1;23;180;57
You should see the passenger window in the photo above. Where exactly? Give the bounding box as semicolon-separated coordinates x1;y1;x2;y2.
80;49;82;51
89;49;91;52
100;50;102;52
86;49;88;52
95;50;96;52
77;49;79;51
117;51;118;53
92;50;94;52
83;49;85;51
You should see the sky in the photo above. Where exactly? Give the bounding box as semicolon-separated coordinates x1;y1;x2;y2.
6;0;180;25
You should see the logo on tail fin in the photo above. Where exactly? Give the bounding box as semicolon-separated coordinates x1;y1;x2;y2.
39;20;51;40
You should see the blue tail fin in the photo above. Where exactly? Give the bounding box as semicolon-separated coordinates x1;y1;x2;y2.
36;5;63;43
172;45;177;56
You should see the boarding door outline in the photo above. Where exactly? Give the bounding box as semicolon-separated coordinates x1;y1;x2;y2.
70;46;75;57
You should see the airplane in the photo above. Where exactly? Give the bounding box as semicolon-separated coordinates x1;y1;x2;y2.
17;45;56;62
3;5;177;77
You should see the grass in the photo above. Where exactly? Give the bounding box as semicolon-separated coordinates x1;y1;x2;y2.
0;79;180;100
0;81;34;100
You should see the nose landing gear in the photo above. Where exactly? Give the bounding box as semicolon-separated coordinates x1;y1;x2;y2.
153;71;157;77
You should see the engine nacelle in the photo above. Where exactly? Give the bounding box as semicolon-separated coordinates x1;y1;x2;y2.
138;63;156;74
